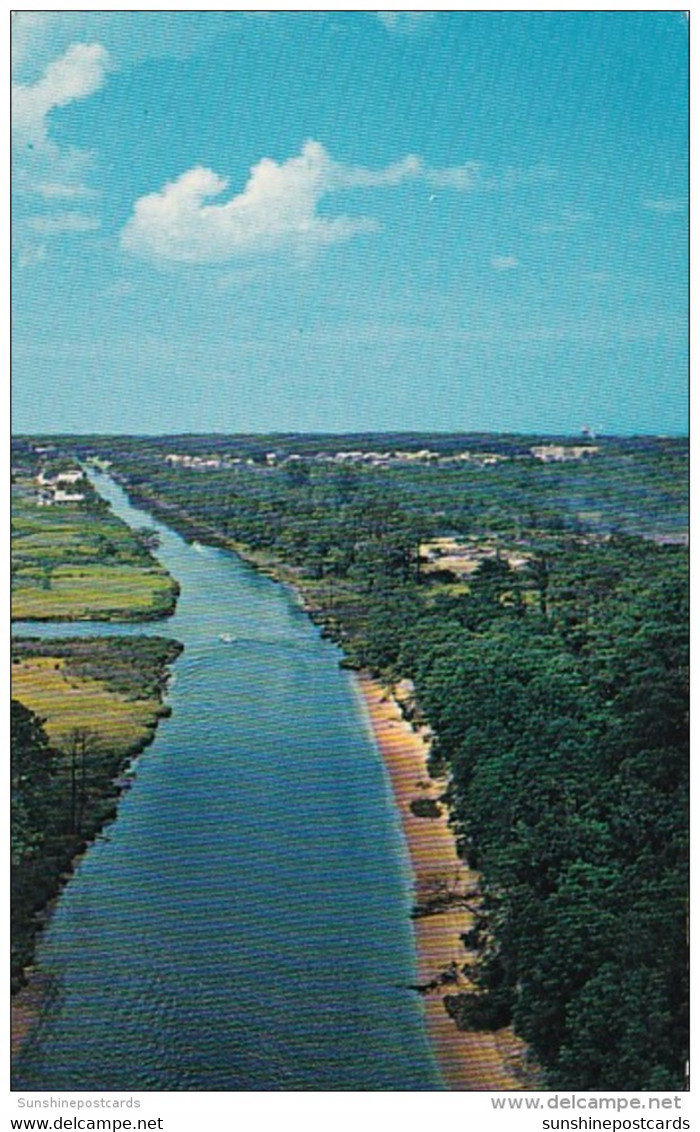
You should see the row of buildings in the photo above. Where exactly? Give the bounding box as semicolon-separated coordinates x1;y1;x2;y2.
163;444;600;472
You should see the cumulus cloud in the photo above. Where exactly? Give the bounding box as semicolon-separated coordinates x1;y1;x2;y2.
12;41;110;262
491;255;519;271
121;139;483;264
13;42;110;153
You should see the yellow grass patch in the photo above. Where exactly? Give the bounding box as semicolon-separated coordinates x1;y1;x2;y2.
11;657;161;752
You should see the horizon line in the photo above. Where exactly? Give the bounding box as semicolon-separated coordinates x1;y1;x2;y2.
11;429;689;441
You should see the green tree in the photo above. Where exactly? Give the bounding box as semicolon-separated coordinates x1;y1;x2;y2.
11;700;57;865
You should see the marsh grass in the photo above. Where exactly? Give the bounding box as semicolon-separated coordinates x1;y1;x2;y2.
12;565;176;620
11;478;177;620
11;657;164;752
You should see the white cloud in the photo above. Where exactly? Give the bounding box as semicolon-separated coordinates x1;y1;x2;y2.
641;198;686;214
491;255;520;271
11;11;235;83
14;210;100;268
122;144;374;263
13;40;110;253
26;212;101;235
377;12;435;34
121;140;483;264
11;12;51;73
31;181;99;201
531;209;591;235
16;242;47;269
13;42;110;153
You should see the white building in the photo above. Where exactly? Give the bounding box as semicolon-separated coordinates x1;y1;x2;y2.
530;445;599;462
53;489;86;504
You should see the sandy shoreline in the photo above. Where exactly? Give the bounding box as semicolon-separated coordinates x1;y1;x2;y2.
356;674;528;1091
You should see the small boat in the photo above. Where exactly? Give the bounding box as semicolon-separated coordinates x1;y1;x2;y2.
219;633;236;644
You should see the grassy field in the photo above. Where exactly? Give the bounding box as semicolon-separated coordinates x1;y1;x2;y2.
12;564;177;621
11;655;166;752
11;476;178;621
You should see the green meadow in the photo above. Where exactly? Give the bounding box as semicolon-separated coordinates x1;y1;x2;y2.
11;477;178;621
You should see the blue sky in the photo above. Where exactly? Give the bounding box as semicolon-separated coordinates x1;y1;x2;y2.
11;11;688;436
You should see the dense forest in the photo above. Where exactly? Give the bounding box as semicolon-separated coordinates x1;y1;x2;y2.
16;434;688;1089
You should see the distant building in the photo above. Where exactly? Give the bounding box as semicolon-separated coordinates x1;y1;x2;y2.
53;489;85;504
530;445;599;462
36;467;83;486
164;453;223;469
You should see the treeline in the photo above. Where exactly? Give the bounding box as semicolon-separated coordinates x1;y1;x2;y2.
355;543;688;1089
68;431;688;541
402;547;688;1089
11;637;182;991
53;437;688;1089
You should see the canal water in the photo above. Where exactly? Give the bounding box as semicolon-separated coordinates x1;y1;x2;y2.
12;473;441;1092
